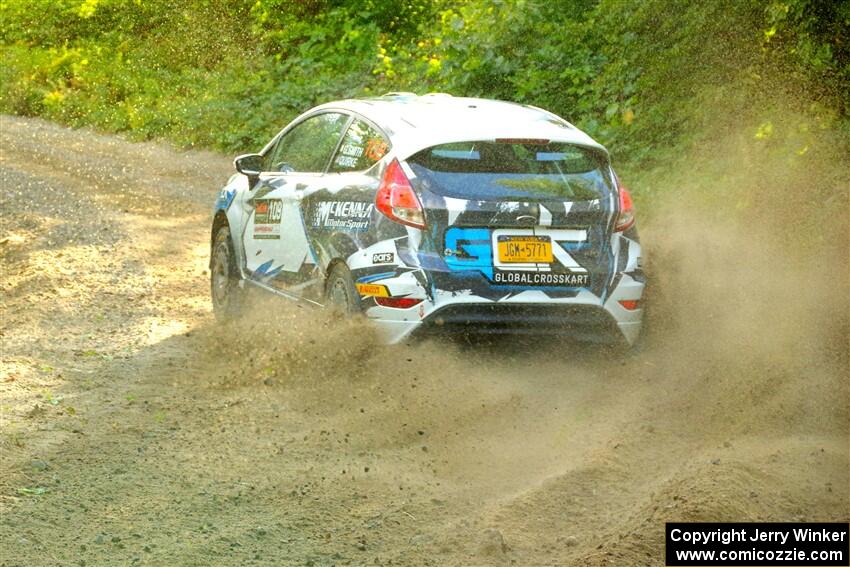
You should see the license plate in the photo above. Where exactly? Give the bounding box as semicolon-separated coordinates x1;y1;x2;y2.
497;235;553;263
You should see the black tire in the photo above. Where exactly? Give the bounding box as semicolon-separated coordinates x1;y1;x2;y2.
210;225;244;321
325;263;360;315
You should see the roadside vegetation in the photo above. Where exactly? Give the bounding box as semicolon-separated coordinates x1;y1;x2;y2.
1;0;848;238
2;1;846;151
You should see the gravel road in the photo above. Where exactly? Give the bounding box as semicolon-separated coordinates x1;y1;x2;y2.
1;115;847;566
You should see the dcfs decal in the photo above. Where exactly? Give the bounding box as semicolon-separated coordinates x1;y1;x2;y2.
254;199;282;240
313;201;373;231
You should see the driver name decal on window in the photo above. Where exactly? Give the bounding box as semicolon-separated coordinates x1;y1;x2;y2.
334;142;364;169
254;198;283;239
340;143;364;157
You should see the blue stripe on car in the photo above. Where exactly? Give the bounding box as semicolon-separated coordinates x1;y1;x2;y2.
357;272;396;284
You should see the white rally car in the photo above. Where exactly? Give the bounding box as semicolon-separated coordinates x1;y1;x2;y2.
210;93;645;345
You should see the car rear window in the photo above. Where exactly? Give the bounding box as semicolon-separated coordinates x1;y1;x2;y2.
407;141;611;201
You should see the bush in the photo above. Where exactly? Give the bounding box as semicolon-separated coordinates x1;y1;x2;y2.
1;0;847;162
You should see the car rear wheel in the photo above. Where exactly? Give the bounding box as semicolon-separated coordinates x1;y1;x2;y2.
210;225;244;321
325;263;360;315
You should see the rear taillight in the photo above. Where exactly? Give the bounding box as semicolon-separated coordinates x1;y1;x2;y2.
376;159;425;229
375;297;423;309
618;299;640;310
614;177;635;232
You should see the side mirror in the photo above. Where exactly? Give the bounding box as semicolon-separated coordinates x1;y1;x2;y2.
234;153;263;177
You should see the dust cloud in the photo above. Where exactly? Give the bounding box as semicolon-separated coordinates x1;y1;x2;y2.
192;127;849;564
235;113;849;558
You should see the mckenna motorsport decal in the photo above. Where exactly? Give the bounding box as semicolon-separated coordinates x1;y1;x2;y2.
372;252;394;264
253;199;282;239
312;201;373;231
493;272;589;286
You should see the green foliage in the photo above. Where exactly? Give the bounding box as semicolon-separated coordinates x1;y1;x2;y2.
1;0;847;166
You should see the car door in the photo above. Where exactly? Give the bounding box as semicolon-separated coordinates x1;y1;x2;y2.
241;111;351;297
302;116;392;259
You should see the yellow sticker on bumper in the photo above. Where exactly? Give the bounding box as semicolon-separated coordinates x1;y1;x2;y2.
356;283;390;297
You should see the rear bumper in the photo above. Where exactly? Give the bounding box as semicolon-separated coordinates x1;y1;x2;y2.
351;230;646;346
369;301;642;346
416;303;624;339
357;247;646;346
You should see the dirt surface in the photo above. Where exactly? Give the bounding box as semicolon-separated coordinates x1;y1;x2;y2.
1;115;847;566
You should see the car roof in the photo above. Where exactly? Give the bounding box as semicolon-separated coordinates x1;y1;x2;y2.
310;93;608;158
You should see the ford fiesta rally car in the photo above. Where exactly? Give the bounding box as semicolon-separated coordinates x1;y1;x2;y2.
210;93;645;345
